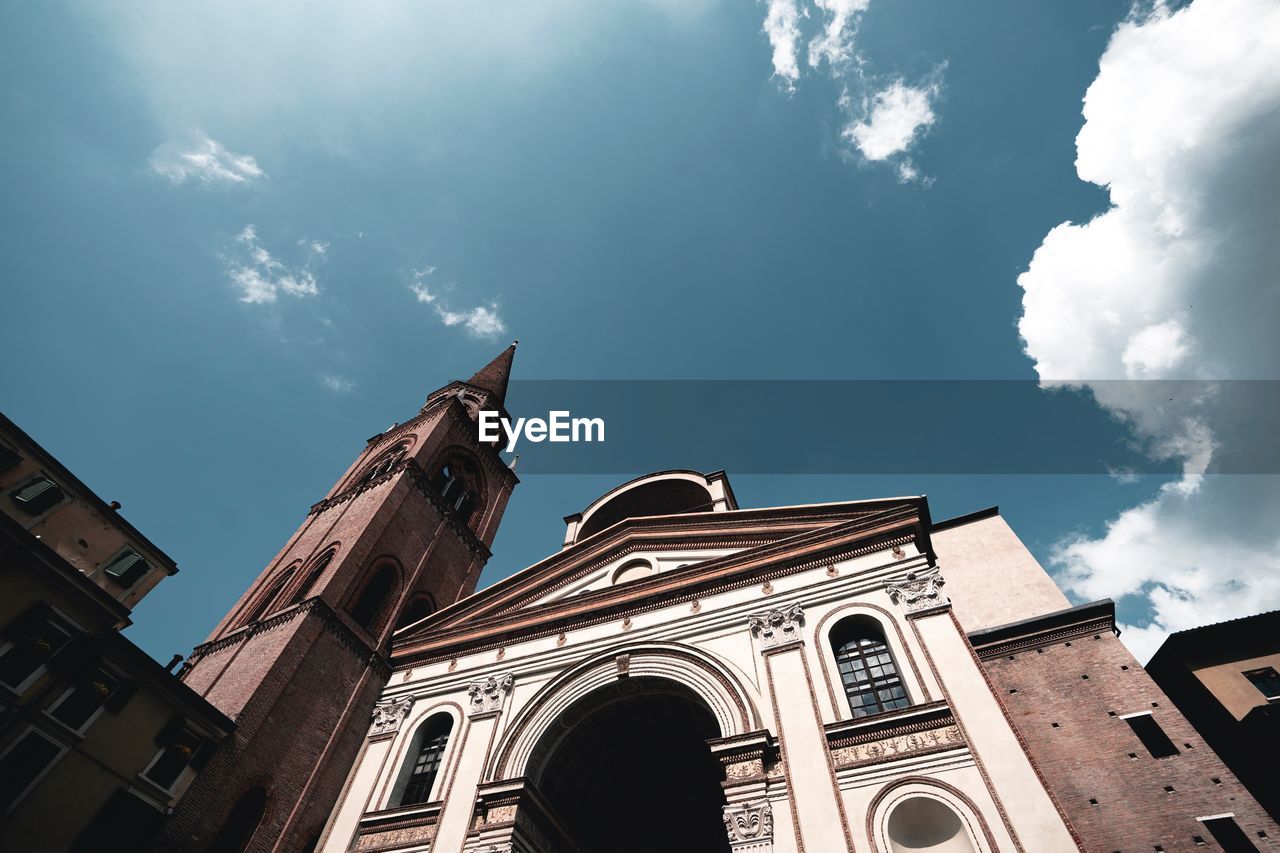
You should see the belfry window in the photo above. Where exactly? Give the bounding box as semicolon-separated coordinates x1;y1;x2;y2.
362;446;408;484
395;714;453;807
244;568;296;625
831;615;909;718
349;564;397;634
428;452;484;527
289;552;334;606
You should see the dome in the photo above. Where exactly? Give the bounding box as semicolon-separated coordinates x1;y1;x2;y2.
563;471;736;547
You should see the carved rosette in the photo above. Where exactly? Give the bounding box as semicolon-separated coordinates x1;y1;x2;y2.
886;567;949;614
723;801;774;851
747;603;804;650
468;673;514;716
369;695;414;737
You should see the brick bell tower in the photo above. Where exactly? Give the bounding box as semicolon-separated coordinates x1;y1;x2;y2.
158;344;519;852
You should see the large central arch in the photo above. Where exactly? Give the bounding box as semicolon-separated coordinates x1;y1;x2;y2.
525;676;731;853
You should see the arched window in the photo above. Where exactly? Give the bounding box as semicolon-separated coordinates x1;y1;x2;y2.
349;564;397;634
393;714;453;807
611;559;654;585
209;785;268;853
886;796;976;853
244;568;296;625
361;444;409;484
288;551;334;606
395;594;436;630
428;451;485;527
831;615;909;718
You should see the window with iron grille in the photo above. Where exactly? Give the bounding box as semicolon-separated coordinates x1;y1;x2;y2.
399;715;453;806
831;616;909;718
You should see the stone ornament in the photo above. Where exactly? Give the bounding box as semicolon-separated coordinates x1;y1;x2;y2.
370;695;414;736
468;673;514;716
886;567;949;614
723;801;774;846
748;604;804;650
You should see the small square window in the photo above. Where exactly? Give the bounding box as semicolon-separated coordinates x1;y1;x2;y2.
0;608;75;691
50;667;123;731
1123;713;1179;758
9;477;66;516
1243;667;1280;701
102;550;150;588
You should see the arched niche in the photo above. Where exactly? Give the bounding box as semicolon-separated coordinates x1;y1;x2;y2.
887;797;976;853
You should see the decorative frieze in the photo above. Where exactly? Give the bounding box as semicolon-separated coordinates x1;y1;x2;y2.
748;603;804;650
468;673;514;716
723;801;774;851
370;695;414;737
825;703;965;769
886;567;949;614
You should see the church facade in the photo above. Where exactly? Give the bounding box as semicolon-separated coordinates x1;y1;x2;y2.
170;347;1278;852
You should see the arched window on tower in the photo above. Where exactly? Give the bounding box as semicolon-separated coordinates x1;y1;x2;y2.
288;551;334;606
209;785;269;853
392;714;453;807
361;444;410;484
348;564;398;634
243;568;296;625
831;615;910;718
427;451;484;528
395;594;437;631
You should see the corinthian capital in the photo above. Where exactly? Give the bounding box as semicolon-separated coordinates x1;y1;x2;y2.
747;603;804;650
467;672;514;716
370;695;414;736
886;566;949;614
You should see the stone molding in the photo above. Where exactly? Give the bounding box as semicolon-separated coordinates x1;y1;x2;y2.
723;801;774;851
468;673;514;716
370;695;414;737
825;703;965;770
886;566;949;614
748;603;805;650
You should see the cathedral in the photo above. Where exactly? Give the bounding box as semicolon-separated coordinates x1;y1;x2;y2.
157;346;1276;852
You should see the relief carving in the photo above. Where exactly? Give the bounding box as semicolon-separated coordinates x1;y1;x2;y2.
886;567;949;614
723;801;774;849
468;673;514;716
747;603;804;650
829;723;963;768
369;695;414;736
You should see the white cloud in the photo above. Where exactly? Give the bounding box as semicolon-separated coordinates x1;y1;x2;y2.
149;136;265;185
227;224;323;304
409;268;507;339
762;0;805;90
843;79;939;179
321;374;356;394
807;0;868;70
1017;0;1280;661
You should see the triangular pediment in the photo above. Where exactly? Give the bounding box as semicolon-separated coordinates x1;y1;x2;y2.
392;496;928;663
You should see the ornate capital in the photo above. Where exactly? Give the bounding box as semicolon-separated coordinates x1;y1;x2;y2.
886;567;949;614
748;604;804;650
468;673;514;716
370;695;414;736
723;801;773;850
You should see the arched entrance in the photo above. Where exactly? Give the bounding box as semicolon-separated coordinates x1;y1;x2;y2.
526;676;730;853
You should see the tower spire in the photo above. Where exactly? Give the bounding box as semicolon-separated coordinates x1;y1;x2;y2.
466;340;517;406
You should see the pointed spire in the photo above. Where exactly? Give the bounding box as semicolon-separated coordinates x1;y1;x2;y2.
466;340;517;405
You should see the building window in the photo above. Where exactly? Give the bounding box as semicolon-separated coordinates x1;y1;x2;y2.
831;615;909;718
886;796;977;853
395;594;436;631
362;445;409;484
0;605;75;693
209;786;269;853
0;729;64;810
611;559;654;585
395;714;453;807
9;476;66;516
49;667;134;732
1123;712;1179;758
101;550;151;588
144;719;209;791
243;567;296;625
288;552;334;606
71;788;166;852
349;565;397;634
428;452;484;527
0;440;19;470
1200;815;1259;853
1243;667;1280;702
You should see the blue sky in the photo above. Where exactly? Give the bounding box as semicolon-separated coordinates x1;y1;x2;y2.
3;0;1276;663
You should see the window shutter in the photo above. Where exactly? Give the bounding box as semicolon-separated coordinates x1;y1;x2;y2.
103;679;138;713
10;477;65;515
48;633;99;680
2;603;54;640
155;715;187;747
189;739;218;770
103;551;150;588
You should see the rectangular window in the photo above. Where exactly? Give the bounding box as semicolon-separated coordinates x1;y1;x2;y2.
9;477;66;516
71;788;166;853
1243;667;1280;701
144;720;204;791
0;441;19;470
102;551;151;588
0;730;63;810
50;668;122;731
1123;712;1180;758
1201;815;1260;853
0;611;74;692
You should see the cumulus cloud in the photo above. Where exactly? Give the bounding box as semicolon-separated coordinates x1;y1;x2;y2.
763;0;805;89
227;225;324;304
1017;0;1280;661
807;0;868;70
410;268;507;339
843;79;940;181
149;136;265;185
321;374;356;394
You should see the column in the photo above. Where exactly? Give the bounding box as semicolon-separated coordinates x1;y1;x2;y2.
319;695;415;852
432;673;515;853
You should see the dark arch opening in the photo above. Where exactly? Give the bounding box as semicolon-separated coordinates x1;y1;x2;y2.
209;786;268;853
830;614;909;718
428;449;486;529
527;676;729;853
244;568;295;625
577;479;712;540
392;713;454;807
395;594;436;630
289;551;334;606
349;565;397;633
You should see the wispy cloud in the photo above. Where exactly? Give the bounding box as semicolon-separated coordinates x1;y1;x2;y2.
149;136;266;186
409;268;507;339
843;79;941;182
227;225;324;304
762;0;805;91
321;374;356;394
